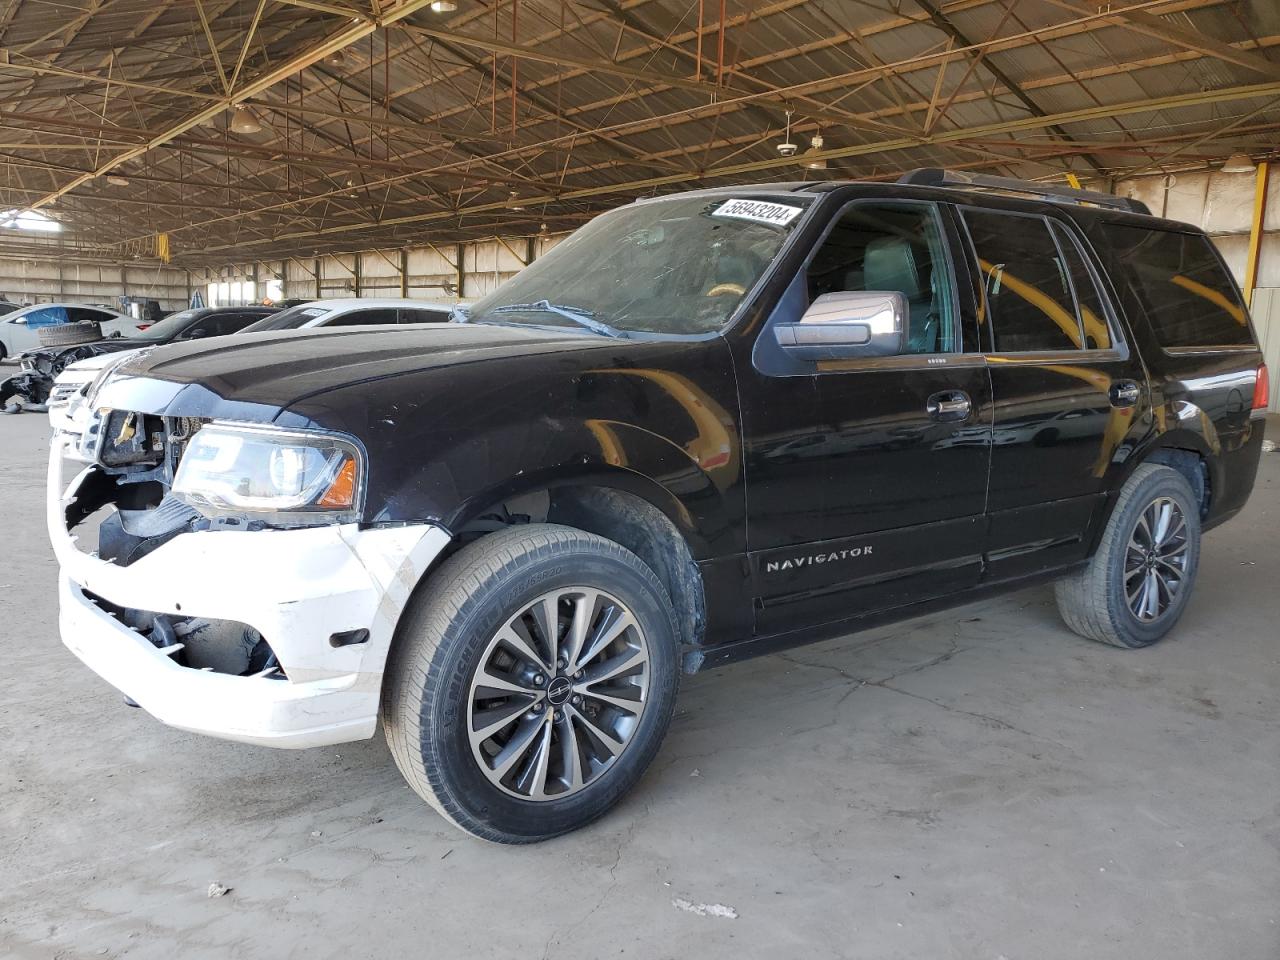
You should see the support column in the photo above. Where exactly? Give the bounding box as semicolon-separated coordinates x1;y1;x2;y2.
353;252;362;296
314;257;322;299
455;243;465;300
1244;161;1270;309
400;248;409;298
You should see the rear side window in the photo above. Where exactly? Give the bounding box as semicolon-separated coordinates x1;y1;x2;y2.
399;307;450;324
67;307;110;323
196;313;265;337
326;308;400;327
1103;224;1249;348
962;210;1082;352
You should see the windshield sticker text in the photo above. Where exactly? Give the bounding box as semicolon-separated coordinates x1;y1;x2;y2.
712;199;803;227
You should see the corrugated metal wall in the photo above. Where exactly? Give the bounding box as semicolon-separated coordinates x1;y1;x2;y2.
0;259;190;309
270;232;568;303
1114;166;1280;291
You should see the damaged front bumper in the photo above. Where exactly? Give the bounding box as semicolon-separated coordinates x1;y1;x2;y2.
48;435;450;748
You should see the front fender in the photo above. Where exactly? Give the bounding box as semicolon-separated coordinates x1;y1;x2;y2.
294;337;747;560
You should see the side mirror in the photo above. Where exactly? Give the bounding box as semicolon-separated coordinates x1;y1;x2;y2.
773;291;907;360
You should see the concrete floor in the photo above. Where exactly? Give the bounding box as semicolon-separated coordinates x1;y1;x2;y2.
3;408;1278;960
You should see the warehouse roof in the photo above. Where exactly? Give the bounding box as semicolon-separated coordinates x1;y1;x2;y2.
0;0;1277;266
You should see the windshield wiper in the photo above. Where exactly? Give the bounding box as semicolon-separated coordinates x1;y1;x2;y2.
488;300;625;338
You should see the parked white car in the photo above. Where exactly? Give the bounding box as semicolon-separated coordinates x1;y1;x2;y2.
240;298;455;332
0;303;141;360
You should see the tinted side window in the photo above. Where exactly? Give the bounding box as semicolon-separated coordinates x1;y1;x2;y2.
399;308;450;324
963;210;1081;352
1049;222;1111;350
326;308;400;327
806;203;955;354
205;312;267;336
1103;224;1250;348
67;307;109;323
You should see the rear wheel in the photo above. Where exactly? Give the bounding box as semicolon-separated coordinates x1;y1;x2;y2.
1055;463;1201;648
382;524;680;843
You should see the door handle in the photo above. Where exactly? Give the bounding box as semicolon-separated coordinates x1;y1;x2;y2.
1109;380;1141;408
927;390;971;422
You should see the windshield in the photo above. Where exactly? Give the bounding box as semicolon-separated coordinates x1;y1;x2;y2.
463;193;812;336
241;305;329;332
133;309;198;341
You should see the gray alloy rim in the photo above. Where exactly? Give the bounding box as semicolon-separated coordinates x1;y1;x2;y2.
466;586;650;801
1124;495;1189;623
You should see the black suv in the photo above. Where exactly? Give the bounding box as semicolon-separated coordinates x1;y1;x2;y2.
49;170;1267;843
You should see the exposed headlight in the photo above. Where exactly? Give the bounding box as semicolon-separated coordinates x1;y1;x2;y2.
173;422;364;524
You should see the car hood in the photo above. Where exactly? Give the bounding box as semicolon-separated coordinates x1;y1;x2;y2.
93;324;620;421
61;349;141;375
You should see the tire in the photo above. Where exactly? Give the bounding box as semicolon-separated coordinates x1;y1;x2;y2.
37;321;102;347
1055;463;1201;648
382;523;681;843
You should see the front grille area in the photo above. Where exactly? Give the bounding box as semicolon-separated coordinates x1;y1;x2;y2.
50;382;83;404
62;411;213;568
84;589;285;679
75;407;209;481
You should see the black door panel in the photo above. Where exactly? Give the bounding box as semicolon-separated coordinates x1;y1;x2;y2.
961;208;1149;580
741;199;993;634
753;514;985;634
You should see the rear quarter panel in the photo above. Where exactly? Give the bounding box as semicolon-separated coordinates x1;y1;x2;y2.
1081;214;1265;527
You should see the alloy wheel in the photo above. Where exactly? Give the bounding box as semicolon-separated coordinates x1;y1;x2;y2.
1124;495;1189;623
466;587;650;801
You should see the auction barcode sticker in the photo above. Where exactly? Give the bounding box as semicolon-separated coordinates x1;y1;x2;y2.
711;198;804;227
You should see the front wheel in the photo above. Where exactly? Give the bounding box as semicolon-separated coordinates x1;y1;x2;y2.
1055;463;1201;648
382;524;680;843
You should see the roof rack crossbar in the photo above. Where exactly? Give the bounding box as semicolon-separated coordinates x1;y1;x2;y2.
898;168;1151;216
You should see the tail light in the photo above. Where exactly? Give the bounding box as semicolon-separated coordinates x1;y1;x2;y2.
1253;362;1269;412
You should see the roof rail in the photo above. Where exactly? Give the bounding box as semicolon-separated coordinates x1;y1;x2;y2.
898;168;1151;216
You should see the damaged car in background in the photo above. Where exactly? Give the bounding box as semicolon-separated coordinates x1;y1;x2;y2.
2;305;277;414
48;172;1266;844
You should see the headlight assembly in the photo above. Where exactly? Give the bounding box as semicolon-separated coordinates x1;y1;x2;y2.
173;422;364;525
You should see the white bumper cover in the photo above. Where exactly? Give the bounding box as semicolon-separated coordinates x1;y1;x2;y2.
49;436;451;748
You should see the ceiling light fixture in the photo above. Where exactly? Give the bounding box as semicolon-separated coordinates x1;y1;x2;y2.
106;175;130;187
776;109;798;158
802;133;827;170
1222;153;1256;174
230;105;262;135
325;49;347;67
508;190;526;211
429;0;458;12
